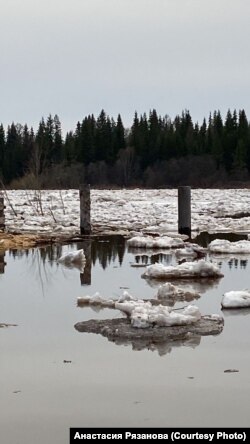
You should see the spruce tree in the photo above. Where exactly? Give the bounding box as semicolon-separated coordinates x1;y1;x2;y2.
112;114;125;160
35;118;46;173
74;121;82;162
211;111;223;167
81;115;96;164
95;110;113;163
223;109;238;171
148;109;161;162
4;123;22;182
44;114;55;166
53;115;62;163
0;124;5;178
63;131;75;164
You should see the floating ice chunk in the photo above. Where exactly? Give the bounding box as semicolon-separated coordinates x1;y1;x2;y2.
175;243;206;258
221;290;250;308
117;291;137;302
115;299;151;316
77;292;102;304
175;247;197;258
157;283;179;297
77;292;115;308
131;312;150;328
115;299;201;328
208;314;224;321
127;235;184;249
57;248;86;272
58;248;86;264
156;282;199;303
142;259;223;280
208;239;250;254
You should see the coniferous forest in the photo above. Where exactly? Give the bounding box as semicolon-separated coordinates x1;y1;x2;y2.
1;108;250;188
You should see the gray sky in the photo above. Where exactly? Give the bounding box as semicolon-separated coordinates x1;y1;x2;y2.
1;0;250;134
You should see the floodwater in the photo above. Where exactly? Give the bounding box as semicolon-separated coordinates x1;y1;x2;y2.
1;235;250;443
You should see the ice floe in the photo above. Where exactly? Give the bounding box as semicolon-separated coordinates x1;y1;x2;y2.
208;239;250;254
156;282;200;304
114;300;201;328
77;292;115;308
58;248;85;264
127;235;184;249
175;243;206;258
75;315;224;355
58;248;86;271
77;286;200;311
142;259;224;280
76;290;223;341
221;290;250;309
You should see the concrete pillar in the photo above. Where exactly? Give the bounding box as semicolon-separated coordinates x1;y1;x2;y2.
178;186;191;237
79;184;91;235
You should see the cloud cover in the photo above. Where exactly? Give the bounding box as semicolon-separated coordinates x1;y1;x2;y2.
1;0;250;133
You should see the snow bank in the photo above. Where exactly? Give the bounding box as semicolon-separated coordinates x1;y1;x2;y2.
142;259;223;280
221;290;250;308
208;239;250;254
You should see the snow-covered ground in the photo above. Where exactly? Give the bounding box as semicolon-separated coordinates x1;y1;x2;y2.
2;188;250;235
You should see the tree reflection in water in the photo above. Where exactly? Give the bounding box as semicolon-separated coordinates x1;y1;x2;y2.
0;251;6;274
5;234;249;292
7;235;126;268
6;236;126;289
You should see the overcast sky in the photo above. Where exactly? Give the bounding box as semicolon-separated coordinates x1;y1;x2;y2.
1;0;250;134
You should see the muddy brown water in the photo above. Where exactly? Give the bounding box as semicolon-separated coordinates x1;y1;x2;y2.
1;235;250;443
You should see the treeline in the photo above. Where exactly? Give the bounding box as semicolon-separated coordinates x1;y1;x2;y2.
1;109;250;188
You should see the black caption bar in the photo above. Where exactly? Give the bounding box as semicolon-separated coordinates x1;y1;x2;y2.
70;428;249;443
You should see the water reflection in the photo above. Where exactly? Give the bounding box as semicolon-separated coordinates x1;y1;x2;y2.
79;240;91;285
5;234;250;277
91;235;125;268
222;307;250;317
7;235;126;271
0;251;6;274
109;334;202;356
8;245;63;263
144;276;222;295
75;317;223;356
132;252;173;266
210;256;249;269
2;237;127;294
0;235;244;357
228;258;248;269
193;232;248;247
